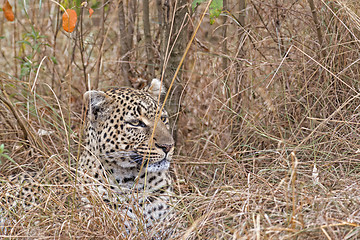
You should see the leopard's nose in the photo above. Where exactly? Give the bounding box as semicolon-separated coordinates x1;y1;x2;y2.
155;143;174;154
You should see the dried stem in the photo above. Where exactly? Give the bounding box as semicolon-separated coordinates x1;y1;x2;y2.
222;0;228;72
94;0;105;90
118;1;132;86
308;0;326;58
0;84;28;143
143;0;155;77
78;6;88;90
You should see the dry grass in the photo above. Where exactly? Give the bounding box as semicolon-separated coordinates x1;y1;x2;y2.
1;0;360;239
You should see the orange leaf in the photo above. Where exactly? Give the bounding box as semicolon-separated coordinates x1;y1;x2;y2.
62;9;77;33
3;0;15;22
89;8;94;18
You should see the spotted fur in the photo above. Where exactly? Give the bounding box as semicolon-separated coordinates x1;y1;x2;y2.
1;79;175;232
79;79;175;226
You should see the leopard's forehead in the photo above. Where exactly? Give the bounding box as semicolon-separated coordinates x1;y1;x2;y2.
104;88;165;118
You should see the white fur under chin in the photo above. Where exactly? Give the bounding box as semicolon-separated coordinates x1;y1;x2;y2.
146;159;170;172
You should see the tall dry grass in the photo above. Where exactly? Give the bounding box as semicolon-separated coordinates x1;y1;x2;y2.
1;0;360;239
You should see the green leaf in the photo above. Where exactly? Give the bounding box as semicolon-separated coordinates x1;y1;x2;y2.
209;0;223;24
33;42;41;52
0;144;15;165
191;0;223;24
17;40;32;47
51;56;58;65
0;144;4;154
25;32;35;39
20;65;31;78
1;154;14;163
192;0;206;11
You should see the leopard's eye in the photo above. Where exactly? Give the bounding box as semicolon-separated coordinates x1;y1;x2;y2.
127;119;146;127
160;116;168;123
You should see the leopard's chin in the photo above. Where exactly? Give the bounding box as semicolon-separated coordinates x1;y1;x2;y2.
129;151;170;172
145;158;170;172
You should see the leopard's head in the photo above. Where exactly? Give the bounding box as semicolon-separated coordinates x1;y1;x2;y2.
84;79;174;172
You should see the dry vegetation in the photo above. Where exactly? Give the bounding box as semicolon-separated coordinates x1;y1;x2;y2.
1;0;360;239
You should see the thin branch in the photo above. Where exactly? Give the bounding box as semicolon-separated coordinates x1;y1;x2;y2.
143;0;155;77
94;0;105;90
222;0;228;72
0;90;29;142
308;0;326;58
118;1;132;86
78;6;88;90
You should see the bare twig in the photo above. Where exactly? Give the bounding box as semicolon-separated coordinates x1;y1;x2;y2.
0;89;28;142
78;6;88;90
118;1;132;86
308;0;326;58
222;0;228;72
94;0;105;90
143;0;155;77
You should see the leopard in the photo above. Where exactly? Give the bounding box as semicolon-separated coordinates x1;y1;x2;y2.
0;79;175;235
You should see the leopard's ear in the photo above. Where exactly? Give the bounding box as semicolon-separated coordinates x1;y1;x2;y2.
84;90;112;120
144;78;166;101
